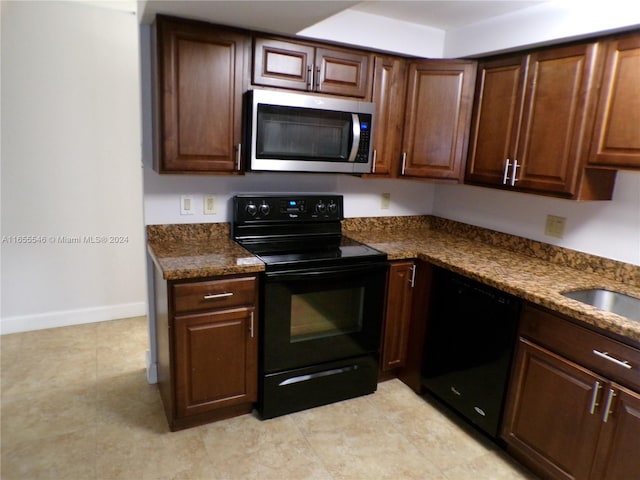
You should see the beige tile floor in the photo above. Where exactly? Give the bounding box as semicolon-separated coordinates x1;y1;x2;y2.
1;316;538;480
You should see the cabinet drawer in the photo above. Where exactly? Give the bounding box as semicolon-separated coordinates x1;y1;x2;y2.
173;277;256;314
520;304;640;391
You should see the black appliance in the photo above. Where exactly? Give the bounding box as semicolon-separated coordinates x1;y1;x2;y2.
232;194;388;419
422;267;521;438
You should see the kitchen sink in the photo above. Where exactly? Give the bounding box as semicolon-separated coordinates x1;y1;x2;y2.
562;289;640;322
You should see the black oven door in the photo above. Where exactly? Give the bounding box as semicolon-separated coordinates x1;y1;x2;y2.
262;262;388;373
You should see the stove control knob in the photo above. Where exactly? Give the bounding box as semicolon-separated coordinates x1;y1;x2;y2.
259;202;271;216
315;201;327;214
245;202;258;216
328;202;338;214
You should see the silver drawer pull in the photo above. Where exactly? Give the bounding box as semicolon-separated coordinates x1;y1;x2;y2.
203;292;233;300
592;350;632;369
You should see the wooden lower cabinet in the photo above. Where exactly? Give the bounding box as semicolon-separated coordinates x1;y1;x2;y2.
174;308;257;418
590;385;640;480
502;305;640;479
154;269;258;430
380;261;415;371
503;339;604;480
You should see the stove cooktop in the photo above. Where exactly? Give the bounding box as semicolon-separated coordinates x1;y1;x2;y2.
238;236;386;270
232;194;387;270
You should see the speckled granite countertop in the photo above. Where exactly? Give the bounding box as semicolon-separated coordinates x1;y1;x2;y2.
147;217;640;346
147;223;264;279
343;216;640;347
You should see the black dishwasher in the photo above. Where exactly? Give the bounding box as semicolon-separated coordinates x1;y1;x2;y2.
421;267;521;439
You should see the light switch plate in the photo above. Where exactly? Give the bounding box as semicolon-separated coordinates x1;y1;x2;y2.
545;215;566;238
204;195;216;215
180;195;194;215
381;193;391;209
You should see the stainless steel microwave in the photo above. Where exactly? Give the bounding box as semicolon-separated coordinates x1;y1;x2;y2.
245;89;375;174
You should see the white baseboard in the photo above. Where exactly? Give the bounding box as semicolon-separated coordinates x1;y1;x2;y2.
0;302;147;334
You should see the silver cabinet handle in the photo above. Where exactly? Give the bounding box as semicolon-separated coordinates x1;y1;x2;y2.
315;66;321;90
306;64;312;90
511;159;520;186
401;152;407;175
409;264;416;288
503;159;512;185
602;388;616;423
589;381;602;414
249;311;254;338
236;143;242;171
593;350;633;369
371;149;377;173
203;292;233;300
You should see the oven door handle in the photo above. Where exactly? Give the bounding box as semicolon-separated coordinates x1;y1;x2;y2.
265;263;387;282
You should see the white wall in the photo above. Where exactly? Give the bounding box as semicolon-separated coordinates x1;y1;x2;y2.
1;1;146;333
296;2;640;59
141;11;640;269
298;9;446;58
433;171;640;266
445;2;640;57
139;24;435;226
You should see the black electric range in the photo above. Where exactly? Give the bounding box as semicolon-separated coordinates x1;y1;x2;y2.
232;194;386;270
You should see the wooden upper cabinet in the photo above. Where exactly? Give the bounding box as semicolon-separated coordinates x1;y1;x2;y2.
369;55;407;176
401;60;477;181
466;55;528;186
153;16;249;174
253;37;372;99
589;31;640;169
466;42;617;199
516;43;600;195
252;37;314;91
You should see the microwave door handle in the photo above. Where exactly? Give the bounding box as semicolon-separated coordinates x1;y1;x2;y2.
348;114;361;162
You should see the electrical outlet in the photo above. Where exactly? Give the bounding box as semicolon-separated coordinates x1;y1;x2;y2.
545;215;566;238
180;195;194;215
381;193;391;209
204;195;216;215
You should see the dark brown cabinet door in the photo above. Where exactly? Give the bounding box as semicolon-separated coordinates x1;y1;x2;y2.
401;60;476;181
515;43;599;196
315;47;371;98
369;55;407;176
154;16;248;173
253;37;372;98
590;385;640;480
502;338;603;480
465;55;527;186
466;43;613;199
381;261;414;371
174;307;257;418
589;32;640;169
253;37;315;91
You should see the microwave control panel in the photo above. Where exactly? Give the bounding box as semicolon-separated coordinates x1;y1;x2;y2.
356;114;372;163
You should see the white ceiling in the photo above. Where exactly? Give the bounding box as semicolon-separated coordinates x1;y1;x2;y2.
350;1;545;30
139;0;546;34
